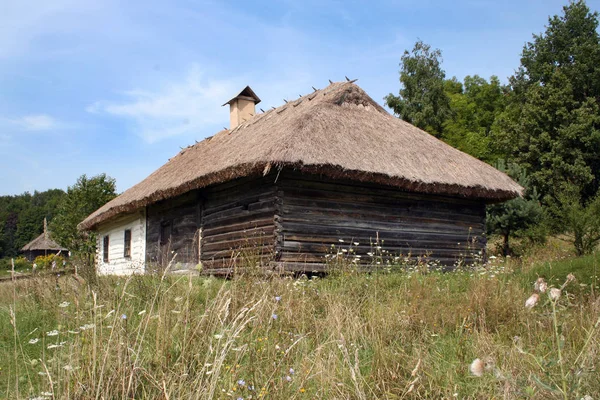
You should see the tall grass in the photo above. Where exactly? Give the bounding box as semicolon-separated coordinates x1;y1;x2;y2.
0;255;598;399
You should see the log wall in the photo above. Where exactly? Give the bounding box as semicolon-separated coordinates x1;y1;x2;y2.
200;175;278;274
277;171;486;271
146;190;201;272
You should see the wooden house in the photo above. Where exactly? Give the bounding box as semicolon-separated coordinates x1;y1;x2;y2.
21;225;68;262
79;81;522;275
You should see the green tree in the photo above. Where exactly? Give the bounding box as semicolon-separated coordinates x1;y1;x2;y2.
0;189;65;258
385;40;451;136
443;75;506;162
493;0;600;201
50;174;117;274
547;184;600;255
486;161;544;256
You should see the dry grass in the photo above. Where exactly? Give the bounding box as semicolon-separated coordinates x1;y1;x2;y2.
0;254;598;399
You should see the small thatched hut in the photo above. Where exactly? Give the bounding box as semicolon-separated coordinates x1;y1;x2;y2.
80;81;522;275
21;227;68;262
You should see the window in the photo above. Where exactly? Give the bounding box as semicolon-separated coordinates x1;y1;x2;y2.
103;235;109;263
124;229;132;258
160;221;172;246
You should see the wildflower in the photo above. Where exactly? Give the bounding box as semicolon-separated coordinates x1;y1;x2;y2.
338;239;344;243
237;379;246;386
289;368;295;375
58;301;70;308
534;277;547;293
272;314;278;320
300;387;306;393
469;358;485;377
46;330;59;337
275;296;281;302
353;242;359;246
525;293;539;309
549;288;561;301
28;338;39;344
285;375;292;382
121;314;127;320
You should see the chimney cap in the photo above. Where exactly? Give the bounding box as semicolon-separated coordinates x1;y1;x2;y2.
222;86;261;107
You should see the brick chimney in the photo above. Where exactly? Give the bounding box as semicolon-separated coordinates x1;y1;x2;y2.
222;86;261;129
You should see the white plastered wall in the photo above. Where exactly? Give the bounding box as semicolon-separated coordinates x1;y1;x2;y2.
95;210;146;275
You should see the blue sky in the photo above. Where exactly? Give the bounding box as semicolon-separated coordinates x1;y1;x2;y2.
2;0;598;195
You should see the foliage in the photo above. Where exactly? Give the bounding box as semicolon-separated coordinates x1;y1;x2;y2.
0;253;598;399
386;40;509;163
486;161;544;256
50;174;117;278
0;256;31;271
0;189;66;258
493;0;600;202
385;40;451;136
32;254;66;270
443;75;506;163
547;184;600;256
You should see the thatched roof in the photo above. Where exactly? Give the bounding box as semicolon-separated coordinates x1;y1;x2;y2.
21;231;67;252
80;81;523;231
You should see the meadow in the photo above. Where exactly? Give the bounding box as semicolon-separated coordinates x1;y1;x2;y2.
0;243;598;399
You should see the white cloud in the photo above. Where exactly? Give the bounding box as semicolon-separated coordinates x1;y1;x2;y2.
87;64;237;143
18;114;58;131
1;114;60;131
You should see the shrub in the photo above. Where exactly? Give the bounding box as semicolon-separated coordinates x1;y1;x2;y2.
547;184;600;256
33;254;66;270
0;256;31;271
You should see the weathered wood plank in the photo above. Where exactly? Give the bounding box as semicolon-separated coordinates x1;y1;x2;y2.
278;171;486;268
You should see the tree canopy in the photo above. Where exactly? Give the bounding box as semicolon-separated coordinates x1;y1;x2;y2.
494;0;600;202
385;40;451;136
50;174;117;256
0;189;65;258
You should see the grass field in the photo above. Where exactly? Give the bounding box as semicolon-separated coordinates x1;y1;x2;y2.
0;246;598;399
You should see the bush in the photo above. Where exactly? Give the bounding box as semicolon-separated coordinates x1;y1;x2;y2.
548;185;600;256
0;256;31;271
33;254;66;270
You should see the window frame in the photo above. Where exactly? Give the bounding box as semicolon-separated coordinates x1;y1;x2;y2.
103;235;109;263
123;229;132;259
160;221;172;246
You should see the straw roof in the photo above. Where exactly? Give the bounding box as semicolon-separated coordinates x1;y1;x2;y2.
21;231;67;252
80;81;523;231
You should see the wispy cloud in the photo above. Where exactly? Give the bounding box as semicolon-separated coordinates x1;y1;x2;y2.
87;64;237;143
18;114;58;130
2;114;61;131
